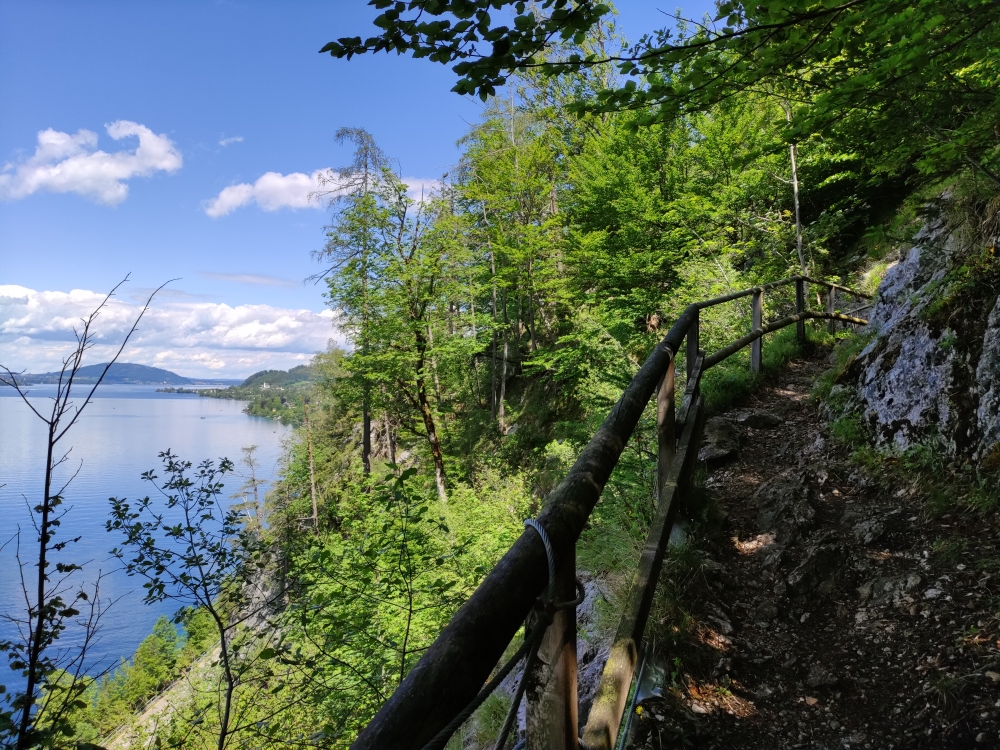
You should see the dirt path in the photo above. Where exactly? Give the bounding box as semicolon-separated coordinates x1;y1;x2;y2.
636;357;1000;750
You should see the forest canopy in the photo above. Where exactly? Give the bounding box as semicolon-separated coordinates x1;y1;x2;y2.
324;0;1000;186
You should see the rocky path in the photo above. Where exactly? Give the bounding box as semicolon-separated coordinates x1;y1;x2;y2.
635;357;1000;750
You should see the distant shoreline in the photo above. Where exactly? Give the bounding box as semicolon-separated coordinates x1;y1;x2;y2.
3;362;243;387
0;380;241;388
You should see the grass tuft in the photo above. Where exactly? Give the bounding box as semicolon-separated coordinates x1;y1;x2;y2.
699;326;808;414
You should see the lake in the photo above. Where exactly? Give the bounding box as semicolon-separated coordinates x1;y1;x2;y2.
0;384;293;693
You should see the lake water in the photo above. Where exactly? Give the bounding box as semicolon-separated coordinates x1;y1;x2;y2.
0;385;293;693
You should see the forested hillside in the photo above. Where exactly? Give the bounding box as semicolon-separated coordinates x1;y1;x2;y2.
181;364;324;424
5;2;997;748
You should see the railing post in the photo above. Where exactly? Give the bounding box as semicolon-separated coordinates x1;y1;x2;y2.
795;277;806;343
826;286;837;334
686;308;699;381
525;549;578;750
657;356;676;501
750;289;763;374
582;392;704;750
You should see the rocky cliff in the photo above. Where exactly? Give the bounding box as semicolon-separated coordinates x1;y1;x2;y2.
842;199;1000;465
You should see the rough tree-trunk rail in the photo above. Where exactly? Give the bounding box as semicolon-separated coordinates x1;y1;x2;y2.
350;275;872;750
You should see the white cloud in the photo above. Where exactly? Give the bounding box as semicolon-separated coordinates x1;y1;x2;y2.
0;121;182;205
218;136;243;147
204;169;440;217
0;284;343;379
402;177;441;203
204;169;328;218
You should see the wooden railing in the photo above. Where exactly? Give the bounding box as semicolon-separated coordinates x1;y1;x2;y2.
352;276;871;750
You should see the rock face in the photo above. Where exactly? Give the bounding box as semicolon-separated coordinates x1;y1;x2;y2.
847;203;1000;463
975;298;1000;462
698;417;740;463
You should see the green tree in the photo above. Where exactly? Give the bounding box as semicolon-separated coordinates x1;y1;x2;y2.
107;451;277;750
278;469;466;743
317;136;479;503
314;127;390;476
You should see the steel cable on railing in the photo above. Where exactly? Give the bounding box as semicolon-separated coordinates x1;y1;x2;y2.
420;520;585;750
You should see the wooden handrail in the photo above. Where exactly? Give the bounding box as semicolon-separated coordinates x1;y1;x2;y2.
351;276;870;750
693;274;871;311
704;311;869;369
801;274;873;299
351;304;698;750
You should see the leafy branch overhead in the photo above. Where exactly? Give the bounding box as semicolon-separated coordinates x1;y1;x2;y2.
322;0;1000;182
321;1;612;99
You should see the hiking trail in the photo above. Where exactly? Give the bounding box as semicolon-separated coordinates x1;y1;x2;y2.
635;356;1000;750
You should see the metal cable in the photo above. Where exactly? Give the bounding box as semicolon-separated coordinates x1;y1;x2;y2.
420;520;557;750
524;519;555;603
419;621;549;750
492;625;544;750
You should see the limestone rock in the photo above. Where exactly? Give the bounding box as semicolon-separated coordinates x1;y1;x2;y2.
857;573;922;607
699;416;739;463
752;470;815;543
847;203;1000;462
735;409;784;429
975;296;1000;462
753;601;779;623
787;544;841;595
806;664;838;687
853;518;885;545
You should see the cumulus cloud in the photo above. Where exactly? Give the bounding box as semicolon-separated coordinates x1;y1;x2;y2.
401;177;442;202
204;169;328;218
204;169;440;217
218;136;243;147
0;121;182;205
0;285;342;379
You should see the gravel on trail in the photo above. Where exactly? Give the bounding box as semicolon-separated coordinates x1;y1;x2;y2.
634;357;1000;750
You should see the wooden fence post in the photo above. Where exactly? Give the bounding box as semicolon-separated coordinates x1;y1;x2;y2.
581;394;704;750
525;550;578;750
657;357;676;503
795;278;806;343
686;309;699;381
826;286;837;334
750;289;763;374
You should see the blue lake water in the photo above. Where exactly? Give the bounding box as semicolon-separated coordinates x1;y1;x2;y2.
0;385;293;693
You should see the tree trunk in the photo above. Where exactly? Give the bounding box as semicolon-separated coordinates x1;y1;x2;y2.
784;103;806;275
527;260;537;352
386;413;396;466
498;290;509;430
427;325;443;407
303;403;319;529
362;381;372;476
415;333;447;503
469;276;483;408
488;234;499;420
17;421;56;749
790;142;805;275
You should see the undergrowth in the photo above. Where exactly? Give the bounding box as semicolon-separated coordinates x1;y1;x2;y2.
811;330;875;404
699;324;825;414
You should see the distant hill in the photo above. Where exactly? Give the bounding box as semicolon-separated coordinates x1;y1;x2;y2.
12;363;241;386
240;364;316;388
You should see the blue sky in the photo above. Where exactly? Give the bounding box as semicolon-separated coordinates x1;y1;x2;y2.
0;0;714;378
